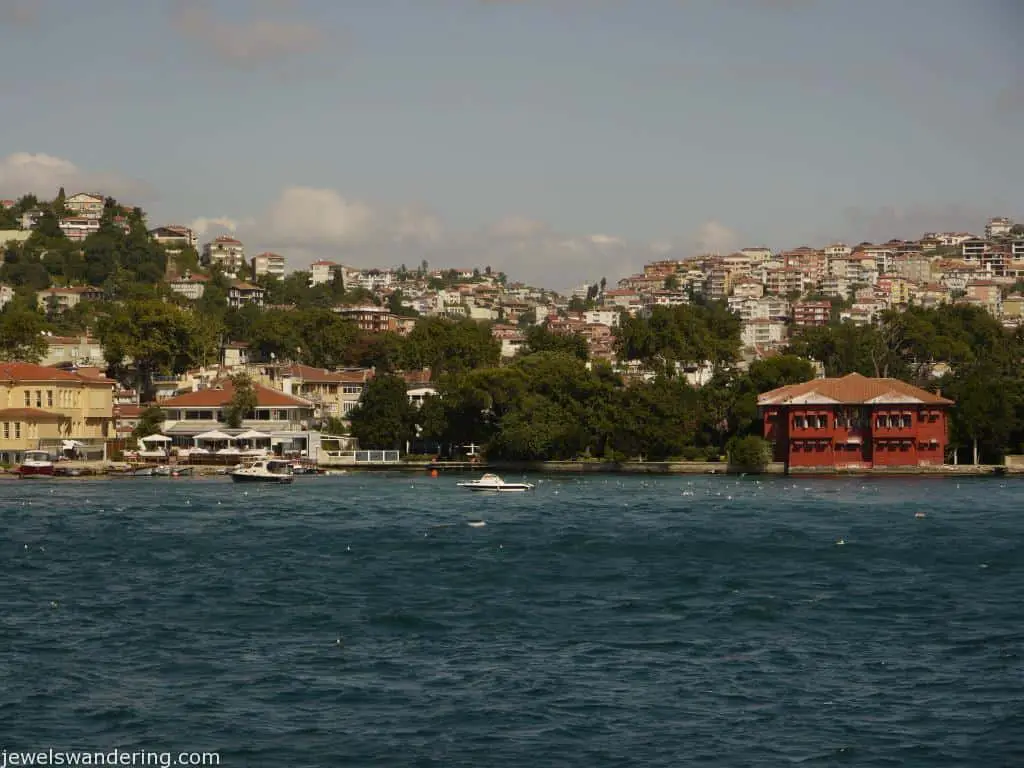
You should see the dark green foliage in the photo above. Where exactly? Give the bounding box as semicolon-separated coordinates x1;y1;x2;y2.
0;301;49;362
523;323;589;360
727;435;771;473
132;406;166;441
223;373;257;428
349;374;417;450
614;302;741;374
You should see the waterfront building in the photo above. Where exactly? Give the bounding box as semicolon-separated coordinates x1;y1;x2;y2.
158;379;317;456
758;373;953;470
0;362;115;463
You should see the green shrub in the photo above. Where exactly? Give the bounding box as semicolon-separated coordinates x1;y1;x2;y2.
726;436;771;473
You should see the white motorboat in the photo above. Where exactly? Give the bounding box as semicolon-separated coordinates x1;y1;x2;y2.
17;450;54;478
457;473;534;492
230;458;295;484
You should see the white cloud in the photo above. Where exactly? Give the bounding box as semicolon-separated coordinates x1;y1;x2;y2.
0;152;151;201
692;220;740;255
218;186;670;290
170;1;327;67
189;216;245;239
259;186;376;247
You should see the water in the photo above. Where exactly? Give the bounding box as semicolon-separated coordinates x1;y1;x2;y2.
2;474;1021;766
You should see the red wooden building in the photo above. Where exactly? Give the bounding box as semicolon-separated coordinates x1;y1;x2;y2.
758;372;953;470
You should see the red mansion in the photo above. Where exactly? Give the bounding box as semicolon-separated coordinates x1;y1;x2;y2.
758;373;953;470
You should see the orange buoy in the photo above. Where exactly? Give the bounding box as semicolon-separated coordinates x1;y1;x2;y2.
430;469;439;478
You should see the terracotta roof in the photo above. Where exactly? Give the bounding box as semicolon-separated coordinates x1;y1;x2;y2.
0;407;63;420
0;362;108;384
71;367;111;381
159;380;313;408
758;373;953;406
281;363;371;384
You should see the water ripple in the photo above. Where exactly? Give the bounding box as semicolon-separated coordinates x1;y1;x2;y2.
1;474;1022;766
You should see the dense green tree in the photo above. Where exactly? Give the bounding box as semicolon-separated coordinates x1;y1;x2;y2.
522;323;589;360
349;374;416;450
97;299;214;401
0;303;49;362
223;373;257;428
132;406;166;441
727;435;771;472
746;354;816;393
401;317;500;375
615;302;740;374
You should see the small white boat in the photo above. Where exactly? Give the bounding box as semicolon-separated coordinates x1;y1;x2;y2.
17;450;55;478
230;458;295;484
457;473;534;492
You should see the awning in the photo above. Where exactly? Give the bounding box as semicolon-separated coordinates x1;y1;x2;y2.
194;430;235;442
845;436;862;444
234;429;271;440
139;434;172;443
929;438;939;444
216;446;241;455
61;440;85;449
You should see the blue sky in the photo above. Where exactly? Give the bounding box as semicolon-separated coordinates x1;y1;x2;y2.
0;0;1021;289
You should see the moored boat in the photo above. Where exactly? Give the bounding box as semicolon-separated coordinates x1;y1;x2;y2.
457;473;534;492
17;450;55;478
230;458;295;484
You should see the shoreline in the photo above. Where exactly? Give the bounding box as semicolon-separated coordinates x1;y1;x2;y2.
0;459;1014;480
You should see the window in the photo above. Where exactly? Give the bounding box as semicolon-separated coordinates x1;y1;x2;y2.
876;415;886;428
35;391;41;408
342;385;362;395
2;423;7;438
902;414;912;428
24;391;30;406
47;390;53;407
14;423;21;439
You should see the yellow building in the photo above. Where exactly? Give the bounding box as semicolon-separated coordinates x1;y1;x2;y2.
0;362;115;461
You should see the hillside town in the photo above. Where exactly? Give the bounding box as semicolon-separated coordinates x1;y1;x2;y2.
0;190;1023;471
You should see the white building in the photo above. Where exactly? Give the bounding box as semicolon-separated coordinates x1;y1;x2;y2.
64;193;104;219
40;333;106;368
985;217;1014;239
59;217;100;241
309;260;340;287
168;273;208;301
201;236;246;276
150;225;197;249
252;252;286;280
740;319;788;349
0;283;14;311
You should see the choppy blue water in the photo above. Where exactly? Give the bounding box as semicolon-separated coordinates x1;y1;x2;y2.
1;474;1022;766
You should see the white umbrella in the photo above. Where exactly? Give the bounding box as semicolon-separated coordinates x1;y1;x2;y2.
140;434;172;443
194;430;235;442
234;429;270;441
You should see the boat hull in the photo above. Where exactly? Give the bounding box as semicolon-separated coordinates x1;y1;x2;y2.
230;473;294;484
459;483;534;492
17;465;55;478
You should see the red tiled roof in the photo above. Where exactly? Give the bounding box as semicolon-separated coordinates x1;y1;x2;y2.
281;363;371;384
758;372;953;406
0;407;62;420
159;380;312;408
1;362;109;384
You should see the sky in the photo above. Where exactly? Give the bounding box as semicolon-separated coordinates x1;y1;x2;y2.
0;0;1021;290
